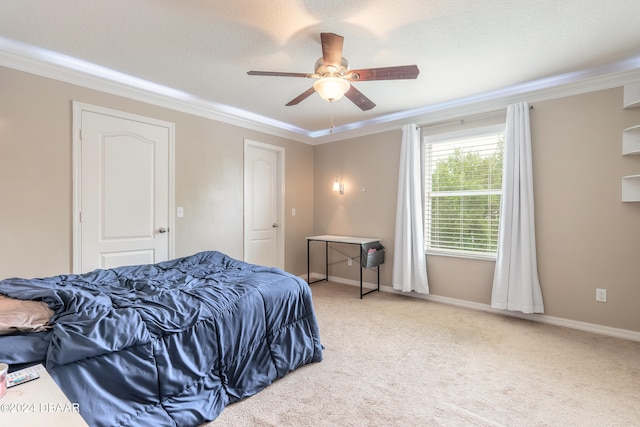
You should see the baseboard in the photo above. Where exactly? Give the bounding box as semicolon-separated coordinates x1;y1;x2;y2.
302;273;640;343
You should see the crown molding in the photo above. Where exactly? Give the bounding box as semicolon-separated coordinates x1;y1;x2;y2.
311;59;640;143
2;36;639;145
0;37;316;144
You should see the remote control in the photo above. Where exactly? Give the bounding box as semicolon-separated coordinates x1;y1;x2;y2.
7;367;41;388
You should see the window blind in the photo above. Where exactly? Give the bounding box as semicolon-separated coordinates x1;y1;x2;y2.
424;132;504;257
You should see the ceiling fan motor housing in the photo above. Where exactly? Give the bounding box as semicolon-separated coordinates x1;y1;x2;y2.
314;57;349;77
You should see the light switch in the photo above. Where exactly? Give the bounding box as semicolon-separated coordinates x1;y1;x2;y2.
177;207;184;217
292;208;296;217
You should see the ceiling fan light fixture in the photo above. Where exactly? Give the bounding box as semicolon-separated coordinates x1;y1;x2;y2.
313;77;350;102
248;33;418;110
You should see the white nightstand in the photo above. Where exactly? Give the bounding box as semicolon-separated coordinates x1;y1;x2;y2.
1;364;88;426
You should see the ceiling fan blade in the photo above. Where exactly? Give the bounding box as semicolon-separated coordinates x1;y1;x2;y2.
345;85;376;111
345;65;419;81
321;32;344;68
247;71;311;78
285;87;317;106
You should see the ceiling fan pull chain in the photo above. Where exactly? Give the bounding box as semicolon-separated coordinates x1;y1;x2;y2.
329;101;335;133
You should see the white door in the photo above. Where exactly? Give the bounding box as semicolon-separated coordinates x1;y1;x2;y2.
73;103;174;272
244;140;284;268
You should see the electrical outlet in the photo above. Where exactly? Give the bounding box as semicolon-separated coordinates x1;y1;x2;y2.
347;258;352;266
596;288;607;303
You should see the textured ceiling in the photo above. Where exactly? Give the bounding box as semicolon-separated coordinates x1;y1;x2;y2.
2;0;640;137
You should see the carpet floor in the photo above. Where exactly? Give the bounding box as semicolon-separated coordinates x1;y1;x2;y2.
210;282;640;426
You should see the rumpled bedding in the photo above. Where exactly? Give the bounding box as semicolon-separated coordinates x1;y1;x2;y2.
0;251;323;426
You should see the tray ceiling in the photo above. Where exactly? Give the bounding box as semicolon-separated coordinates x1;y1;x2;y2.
1;0;640;141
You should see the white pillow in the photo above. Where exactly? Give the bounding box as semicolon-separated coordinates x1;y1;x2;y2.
0;295;54;335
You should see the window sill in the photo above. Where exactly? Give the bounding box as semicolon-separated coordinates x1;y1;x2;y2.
425;250;496;262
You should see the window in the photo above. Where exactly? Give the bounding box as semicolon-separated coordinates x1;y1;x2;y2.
424;125;504;258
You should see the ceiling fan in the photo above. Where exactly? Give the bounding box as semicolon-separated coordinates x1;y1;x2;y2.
247;32;419;111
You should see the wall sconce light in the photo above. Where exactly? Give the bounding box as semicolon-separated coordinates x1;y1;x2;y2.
333;179;344;195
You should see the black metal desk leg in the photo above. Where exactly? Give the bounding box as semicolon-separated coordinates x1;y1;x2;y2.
325;242;329;281
307;239;310;283
360;263;363;299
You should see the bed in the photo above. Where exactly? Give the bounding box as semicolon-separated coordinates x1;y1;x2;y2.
0;251;323;426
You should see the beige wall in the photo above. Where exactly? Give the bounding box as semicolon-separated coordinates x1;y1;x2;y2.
533;88;640;331
0;66;314;278
2;64;639;333
313;87;640;333
312;130;401;284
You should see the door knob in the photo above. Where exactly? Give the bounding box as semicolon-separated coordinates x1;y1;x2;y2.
272;223;278;228
158;227;168;233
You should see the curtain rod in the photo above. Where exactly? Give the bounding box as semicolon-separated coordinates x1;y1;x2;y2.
419;105;534;130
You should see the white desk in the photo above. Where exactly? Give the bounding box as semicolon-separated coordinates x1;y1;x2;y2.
1;364;88;426
306;235;383;298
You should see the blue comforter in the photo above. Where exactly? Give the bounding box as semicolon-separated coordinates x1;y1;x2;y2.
0;251;323;426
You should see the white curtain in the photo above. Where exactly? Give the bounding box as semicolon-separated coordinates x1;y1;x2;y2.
491;102;544;313
392;124;429;294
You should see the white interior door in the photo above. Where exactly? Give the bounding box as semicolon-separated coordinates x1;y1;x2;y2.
244;140;284;268
73;103;175;272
